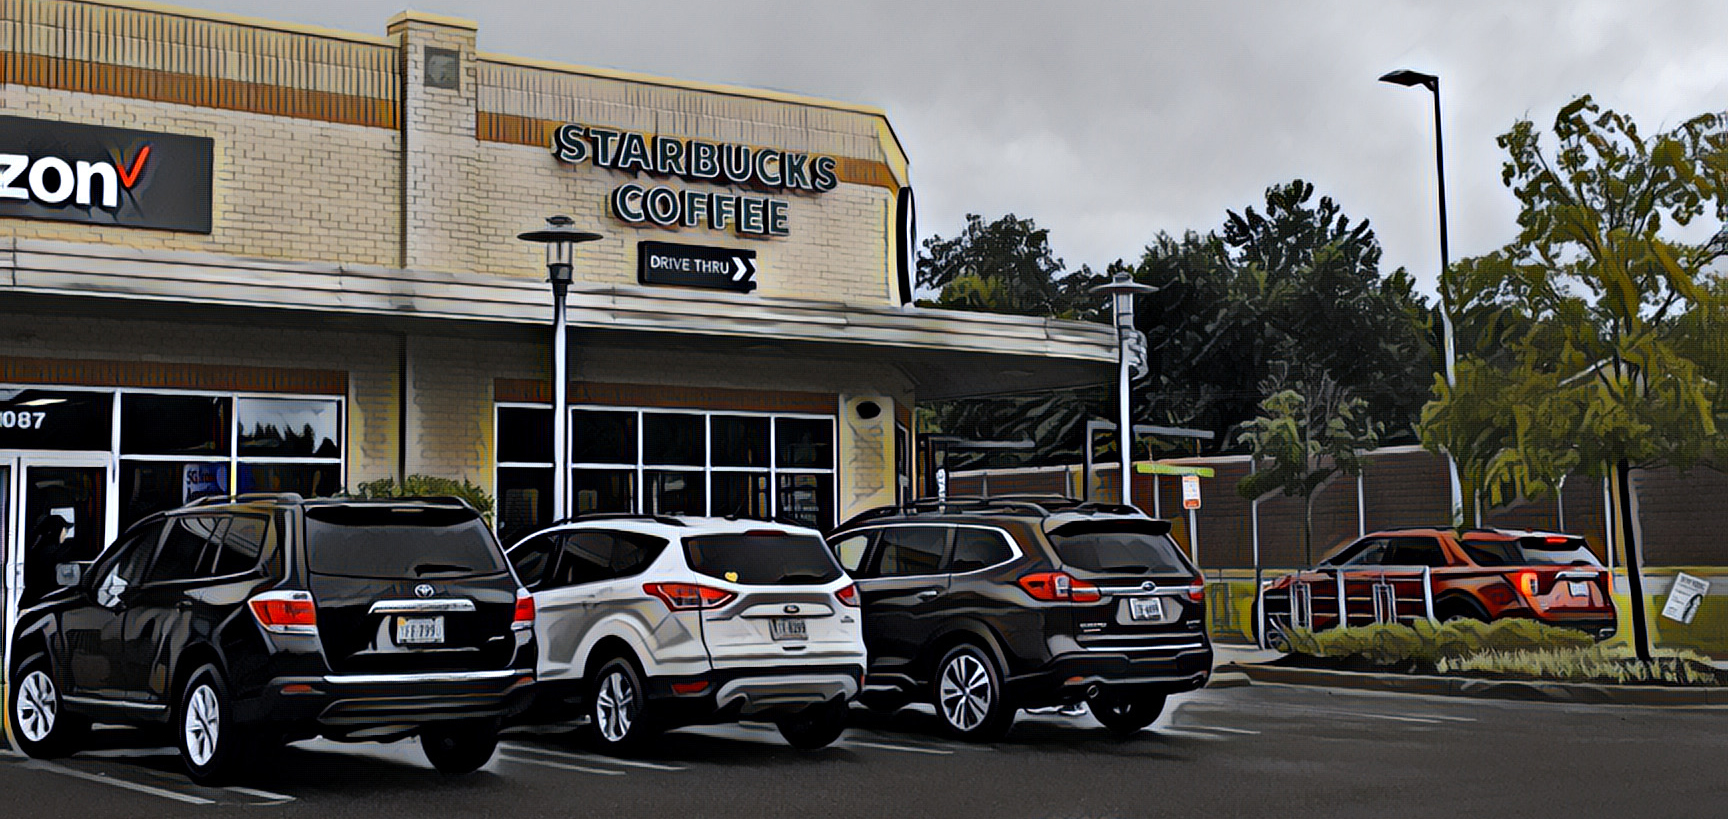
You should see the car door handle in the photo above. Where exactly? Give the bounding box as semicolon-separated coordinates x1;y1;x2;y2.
916;589;942;601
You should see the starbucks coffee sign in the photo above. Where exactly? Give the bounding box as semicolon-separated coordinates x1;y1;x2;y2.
551;123;838;238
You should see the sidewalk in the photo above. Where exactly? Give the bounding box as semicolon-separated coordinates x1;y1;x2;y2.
1212;643;1284;668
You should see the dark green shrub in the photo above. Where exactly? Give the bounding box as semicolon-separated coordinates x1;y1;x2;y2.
353;474;495;524
1285;617;1604;671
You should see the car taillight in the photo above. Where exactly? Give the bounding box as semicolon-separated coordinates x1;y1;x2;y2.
1017;572;1101;603
1187;578;1206;602
1515;571;1540;599
512;590;535;631
644;582;737;611
249;590;317;635
836;583;860;607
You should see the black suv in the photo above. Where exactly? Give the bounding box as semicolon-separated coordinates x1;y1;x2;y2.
828;497;1212;740
8;493;536;783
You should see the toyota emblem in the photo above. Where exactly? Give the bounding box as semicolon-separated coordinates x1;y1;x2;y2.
415;583;436;599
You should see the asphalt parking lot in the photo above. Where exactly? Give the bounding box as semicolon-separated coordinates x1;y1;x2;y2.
4;675;1726;819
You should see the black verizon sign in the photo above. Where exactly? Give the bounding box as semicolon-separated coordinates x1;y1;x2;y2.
0;115;213;233
638;241;758;293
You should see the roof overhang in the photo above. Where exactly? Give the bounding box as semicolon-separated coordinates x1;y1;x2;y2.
1;238;1116;401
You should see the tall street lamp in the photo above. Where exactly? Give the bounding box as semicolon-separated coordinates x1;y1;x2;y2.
1092;271;1157;509
1381;68;1464;528
518;215;603;523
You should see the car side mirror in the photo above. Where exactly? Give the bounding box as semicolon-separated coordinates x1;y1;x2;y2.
55;561;88;588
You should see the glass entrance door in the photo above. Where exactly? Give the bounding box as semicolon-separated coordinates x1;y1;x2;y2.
3;457;109;655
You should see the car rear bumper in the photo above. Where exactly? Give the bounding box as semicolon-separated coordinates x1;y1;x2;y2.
648;663;865;721
241;668;537;738
1009;644;1213;707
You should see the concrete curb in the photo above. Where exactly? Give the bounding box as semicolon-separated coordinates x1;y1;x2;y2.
1219;663;1728;706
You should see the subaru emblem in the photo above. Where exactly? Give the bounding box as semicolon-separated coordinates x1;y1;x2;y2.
783;604;799;614
415;583;436;599
1141;581;1156;592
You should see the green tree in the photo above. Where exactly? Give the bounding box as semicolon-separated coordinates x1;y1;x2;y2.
355;474;496;524
1235;375;1382;564
916;213;1103;319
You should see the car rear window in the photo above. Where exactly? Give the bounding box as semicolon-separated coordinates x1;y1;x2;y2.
1047;522;1193;575
683;533;844;586
304;505;508;579
1461;536;1601;567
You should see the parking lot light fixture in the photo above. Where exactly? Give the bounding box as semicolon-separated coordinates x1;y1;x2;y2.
517;215;604;523
1091;271;1158;509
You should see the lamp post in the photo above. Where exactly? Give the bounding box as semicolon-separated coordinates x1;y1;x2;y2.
1091;271;1157;509
1381;68;1465;528
518;215;603;523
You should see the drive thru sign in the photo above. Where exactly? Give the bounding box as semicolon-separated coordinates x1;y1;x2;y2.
1181;475;1201;510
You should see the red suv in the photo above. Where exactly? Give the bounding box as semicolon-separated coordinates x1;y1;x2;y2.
1260;528;1616;644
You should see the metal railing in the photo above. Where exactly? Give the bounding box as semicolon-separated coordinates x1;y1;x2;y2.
1256;565;1438;650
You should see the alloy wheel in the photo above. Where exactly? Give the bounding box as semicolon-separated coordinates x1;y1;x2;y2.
938;653;992;732
594;669;636;743
16;670;57;743
184;684;221;767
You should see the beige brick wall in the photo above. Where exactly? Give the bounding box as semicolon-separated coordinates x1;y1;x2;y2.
0;86;402;268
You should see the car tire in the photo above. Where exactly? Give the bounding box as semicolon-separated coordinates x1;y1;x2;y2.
420;719;501;775
1090;692;1167;738
776;699;850;750
9;654;86;759
1437;597;1490;624
931;643;1013;742
586;657;656;754
178;664;249;786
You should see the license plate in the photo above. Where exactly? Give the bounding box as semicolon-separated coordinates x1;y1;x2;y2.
1568;581;1592;599
1129;597;1165;621
769;618;807;641
395;616;445;645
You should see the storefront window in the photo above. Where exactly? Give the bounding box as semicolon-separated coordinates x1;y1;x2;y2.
495;466;552;546
712;415;770;467
0;389;112;451
122;394;231;455
778;472;833;530
119;460;228;530
237;397;340;457
573;468;634;515
776;417;833;469
497;407;553;464
643;413;704;466
645;469;703;515
711;471;770;518
239;462;341;497
572;410;636;464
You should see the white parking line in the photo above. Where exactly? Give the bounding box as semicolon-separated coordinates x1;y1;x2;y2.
24;760;215;805
1153;727;1228;741
498;752;626;777
1176;724;1261;735
503;743;686;772
224;784;296;804
843;739;954;756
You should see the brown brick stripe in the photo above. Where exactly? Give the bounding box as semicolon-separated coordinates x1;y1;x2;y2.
0;53;399;130
476;111;901;191
0;356;347;395
495;378;834;415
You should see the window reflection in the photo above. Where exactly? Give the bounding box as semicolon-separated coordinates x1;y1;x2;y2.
237;398;340;457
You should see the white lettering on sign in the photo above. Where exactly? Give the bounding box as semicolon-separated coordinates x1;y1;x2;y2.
0;410;47;429
0;145;148;209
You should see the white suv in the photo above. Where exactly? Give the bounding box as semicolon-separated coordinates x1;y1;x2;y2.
505;515;864;752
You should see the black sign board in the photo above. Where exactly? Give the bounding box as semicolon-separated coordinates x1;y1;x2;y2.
0;115;213;233
638;241;758;293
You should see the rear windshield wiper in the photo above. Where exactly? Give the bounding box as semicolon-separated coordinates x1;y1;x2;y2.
1100;564;1150;574
414;562;473;576
773;572;836;584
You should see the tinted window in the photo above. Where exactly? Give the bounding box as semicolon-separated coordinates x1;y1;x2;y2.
775;418;832;468
643;413;704;466
830;532;872;572
95;521;163;607
1461;536;1602;567
573;410;636;464
0;389;112;451
148;515;226;583
121;394;231;455
509;532;559;588
684;534;843;585
711;415;770;467
608;531;668;576
949;528;1014;572
549;532;614;588
208;515;269;576
303;506;507;579
497;406;554;464
1049;527;1190;575
1385;537;1449;567
1323;539;1389;567
870;527;948;577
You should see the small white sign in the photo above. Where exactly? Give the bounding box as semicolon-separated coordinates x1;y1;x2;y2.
1662;572;1711;625
1181;474;1201;510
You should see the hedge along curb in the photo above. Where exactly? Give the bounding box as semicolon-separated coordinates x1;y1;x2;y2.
1218;663;1728;706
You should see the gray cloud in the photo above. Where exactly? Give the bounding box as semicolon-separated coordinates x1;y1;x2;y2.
206;0;1728;293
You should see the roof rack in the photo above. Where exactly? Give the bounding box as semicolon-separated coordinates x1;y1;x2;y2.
550;512;688;528
836;497;1069;528
185;492;305;508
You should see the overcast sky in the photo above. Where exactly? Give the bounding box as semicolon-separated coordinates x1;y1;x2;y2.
209;0;1728;296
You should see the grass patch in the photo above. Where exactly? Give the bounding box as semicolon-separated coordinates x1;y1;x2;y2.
1278;619;1723;686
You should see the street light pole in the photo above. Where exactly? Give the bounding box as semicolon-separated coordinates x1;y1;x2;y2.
518;216;603;524
1091;272;1157;509
1381;68;1464;528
